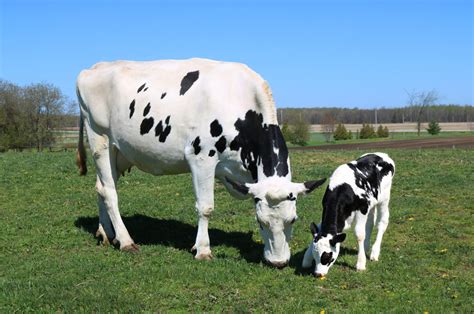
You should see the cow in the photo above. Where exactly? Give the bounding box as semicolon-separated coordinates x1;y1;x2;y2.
302;152;395;276
76;58;325;267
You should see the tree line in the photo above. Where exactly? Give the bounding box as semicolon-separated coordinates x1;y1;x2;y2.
0;79;75;151
277;105;474;125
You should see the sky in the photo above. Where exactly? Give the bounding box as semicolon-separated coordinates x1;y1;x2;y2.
0;0;472;109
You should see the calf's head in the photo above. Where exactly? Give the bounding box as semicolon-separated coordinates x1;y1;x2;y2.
226;177;326;268
309;222;346;276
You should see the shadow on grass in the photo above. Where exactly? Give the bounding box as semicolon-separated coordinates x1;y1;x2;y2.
74;214;263;264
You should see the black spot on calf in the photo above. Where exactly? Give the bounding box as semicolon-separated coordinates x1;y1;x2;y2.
192;136;201;155
210;119;223;137
137;83;146;93
215;136;227;153
140;117;154;135
129;99;135;118
161;92;167;99
155;120;163;136
143;102;151;116
208;150;216;157
179;71;199;95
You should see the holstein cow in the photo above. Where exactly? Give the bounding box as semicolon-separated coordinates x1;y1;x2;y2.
76;58;325;267
302;153;395;276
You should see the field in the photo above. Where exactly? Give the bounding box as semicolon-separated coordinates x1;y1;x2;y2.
1;149;473;311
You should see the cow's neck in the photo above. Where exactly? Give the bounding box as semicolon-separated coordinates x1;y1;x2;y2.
229;110;290;182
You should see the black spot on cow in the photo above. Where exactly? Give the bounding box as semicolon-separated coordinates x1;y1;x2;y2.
192;136;201;155
215;136;227;153
208;150;216;157
154;115;172;143
140;117;154;135
143;102;151;116
320;252;334;266
179;71;199;95
229;110;289;180
155;120;163;136
129;99;135;118
144;87;148;92
210;119;223;137
161;92;167;99
137;83;146;93
160;125;171;143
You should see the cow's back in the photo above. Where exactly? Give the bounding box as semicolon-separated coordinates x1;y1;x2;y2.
77;58;278;175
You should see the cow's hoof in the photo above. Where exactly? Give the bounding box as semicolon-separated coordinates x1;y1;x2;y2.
195;252;213;260
95;225;110;245
121;243;140;253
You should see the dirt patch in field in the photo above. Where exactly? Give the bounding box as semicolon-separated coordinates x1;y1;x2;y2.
292;136;474;151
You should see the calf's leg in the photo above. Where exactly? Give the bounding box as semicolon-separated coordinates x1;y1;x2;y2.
354;211;369;271
370;201;390;261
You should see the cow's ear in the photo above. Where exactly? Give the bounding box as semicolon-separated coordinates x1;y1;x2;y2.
310;222;319;235
303;178;327;194
330;233;346;246
225;177;249;195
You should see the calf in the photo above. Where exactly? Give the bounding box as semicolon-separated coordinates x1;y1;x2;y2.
302;153;395;276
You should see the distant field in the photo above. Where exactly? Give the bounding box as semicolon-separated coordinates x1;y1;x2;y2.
1;149;473;311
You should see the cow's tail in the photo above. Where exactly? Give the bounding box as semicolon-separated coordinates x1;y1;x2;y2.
76;113;87;176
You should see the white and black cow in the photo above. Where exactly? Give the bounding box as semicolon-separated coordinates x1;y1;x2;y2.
76;58;325;267
302;152;395;276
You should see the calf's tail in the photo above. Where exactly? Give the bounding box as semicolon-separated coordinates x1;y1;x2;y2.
76;114;87;176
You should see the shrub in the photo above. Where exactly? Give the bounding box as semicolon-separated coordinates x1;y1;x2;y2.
334;123;351;141
291;121;310;146
359;124;376;139
426;121;441;135
377;125;389;138
281;123;293;142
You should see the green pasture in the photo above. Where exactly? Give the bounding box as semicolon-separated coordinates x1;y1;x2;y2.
1;149;473;311
306;131;474;146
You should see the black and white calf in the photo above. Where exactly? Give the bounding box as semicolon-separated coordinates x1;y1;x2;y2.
302;153;395;276
76;58;325;267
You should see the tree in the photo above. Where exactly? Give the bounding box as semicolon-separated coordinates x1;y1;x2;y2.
406;89;439;136
426;121;441;135
0;80;69;151
377;125;389;138
290;121;310;146
334;123;351;140
321;113;336;142
359;123;376;139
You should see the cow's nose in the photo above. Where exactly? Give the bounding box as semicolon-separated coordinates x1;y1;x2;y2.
314;272;325;278
266;260;289;269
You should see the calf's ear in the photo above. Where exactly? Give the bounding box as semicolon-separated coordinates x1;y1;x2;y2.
310;222;319;235
330;233;346;246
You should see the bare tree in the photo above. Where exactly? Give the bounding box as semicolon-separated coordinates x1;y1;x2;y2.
321;113;336;142
405;89;439;136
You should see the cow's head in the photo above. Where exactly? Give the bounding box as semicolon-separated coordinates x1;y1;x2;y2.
226;177;326;268
309;222;346;276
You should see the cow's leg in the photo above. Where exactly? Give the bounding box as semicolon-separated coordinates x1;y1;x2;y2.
364;206;376;253
95;175;115;245
88;130;137;252
354;211;369;271
185;147;217;260
370;201;390;261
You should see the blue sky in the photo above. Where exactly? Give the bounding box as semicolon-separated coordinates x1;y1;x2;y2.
1;0;472;108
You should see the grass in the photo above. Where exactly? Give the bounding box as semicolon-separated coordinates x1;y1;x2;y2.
305;131;473;146
1;149;473;311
